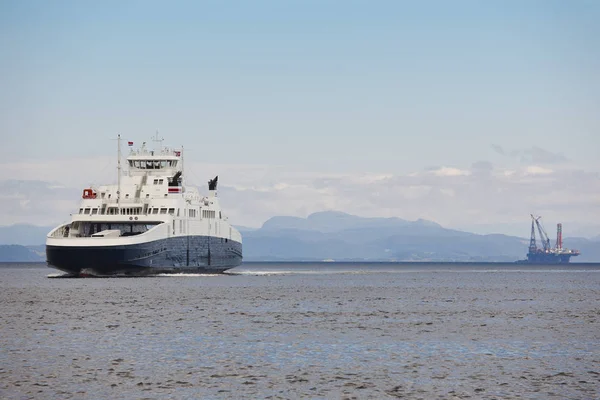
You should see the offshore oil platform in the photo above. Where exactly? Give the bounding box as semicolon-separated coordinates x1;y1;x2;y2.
518;214;580;264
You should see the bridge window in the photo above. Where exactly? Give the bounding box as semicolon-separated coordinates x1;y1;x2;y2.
92;208;98;215
160;208;167;214
168;208;175;215
152;208;159;214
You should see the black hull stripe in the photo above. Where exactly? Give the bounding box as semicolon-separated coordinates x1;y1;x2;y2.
46;235;242;275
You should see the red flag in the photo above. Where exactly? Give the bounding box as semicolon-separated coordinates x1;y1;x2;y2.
128;141;134;146
174;151;181;156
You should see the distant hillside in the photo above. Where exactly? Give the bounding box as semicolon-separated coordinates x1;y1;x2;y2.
0;245;45;262
0;224;53;246
243;211;600;262
0;213;598;262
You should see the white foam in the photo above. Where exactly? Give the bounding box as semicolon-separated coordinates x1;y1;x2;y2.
157;273;222;277
47;272;71;278
225;269;372;276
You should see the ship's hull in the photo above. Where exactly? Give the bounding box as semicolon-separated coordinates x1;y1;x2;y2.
46;235;242;276
520;252;575;264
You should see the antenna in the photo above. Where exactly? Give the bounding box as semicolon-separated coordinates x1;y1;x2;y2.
152;130;164;151
117;134;121;206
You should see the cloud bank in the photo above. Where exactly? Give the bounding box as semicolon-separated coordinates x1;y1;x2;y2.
2;156;598;238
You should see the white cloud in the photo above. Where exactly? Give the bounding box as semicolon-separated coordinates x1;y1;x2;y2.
430;167;471;177
0;158;599;237
525;165;553;175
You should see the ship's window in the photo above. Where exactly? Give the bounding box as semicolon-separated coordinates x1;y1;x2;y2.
153;179;158;184
159;179;164;184
177;208;180;216
219;211;221;219
101;193;105;199
225;238;228;243
108;194;112;199
172;220;175;234
154;161;160;169
84;208;91;214
172;161;177;168
152;208;159;214
125;194;129;199
160;208;167;214
161;161;167;168
164;194;167;197
146;161;153;169
79;208;83;214
134;161;140;168
92;208;98;215
168;208;175;215
146;194;150;198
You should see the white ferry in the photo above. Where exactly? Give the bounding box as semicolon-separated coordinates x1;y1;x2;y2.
46;136;242;276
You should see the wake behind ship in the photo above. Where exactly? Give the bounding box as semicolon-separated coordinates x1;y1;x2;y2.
46;136;242;276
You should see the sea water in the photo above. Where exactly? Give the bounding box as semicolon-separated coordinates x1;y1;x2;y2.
1;262;599;399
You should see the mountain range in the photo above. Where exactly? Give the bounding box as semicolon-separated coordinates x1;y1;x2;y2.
1;211;599;262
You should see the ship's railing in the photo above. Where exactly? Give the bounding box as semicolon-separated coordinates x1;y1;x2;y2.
47;223;70;238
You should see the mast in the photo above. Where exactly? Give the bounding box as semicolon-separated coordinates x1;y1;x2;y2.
117;134;121;206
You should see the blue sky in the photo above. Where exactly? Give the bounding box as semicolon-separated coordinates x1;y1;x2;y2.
1;1;599;234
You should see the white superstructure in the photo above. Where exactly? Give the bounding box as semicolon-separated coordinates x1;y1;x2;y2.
46;136;242;276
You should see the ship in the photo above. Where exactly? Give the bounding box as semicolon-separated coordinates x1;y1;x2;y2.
46;135;243;276
516;214;580;264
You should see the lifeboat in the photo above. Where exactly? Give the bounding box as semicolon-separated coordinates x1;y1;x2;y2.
82;188;97;199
